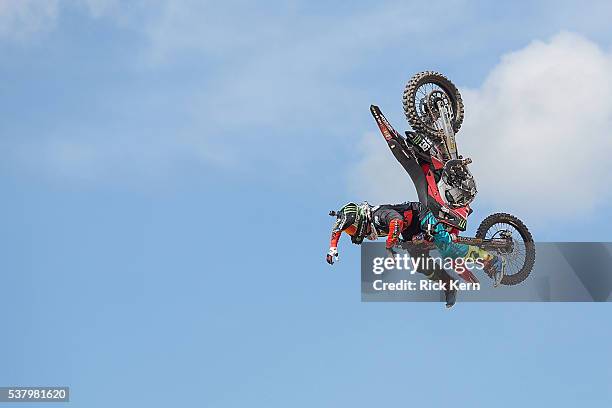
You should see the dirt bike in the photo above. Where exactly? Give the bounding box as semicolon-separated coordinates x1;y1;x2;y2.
370;71;535;286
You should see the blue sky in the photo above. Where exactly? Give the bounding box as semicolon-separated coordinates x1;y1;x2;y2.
1;1;611;407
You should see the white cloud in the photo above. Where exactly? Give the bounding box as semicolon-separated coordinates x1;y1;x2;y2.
461;32;612;216
0;0;59;40
144;0;461;131
78;0;121;18
3;0;464;183
7;3;612;193
353;32;612;217
0;0;126;40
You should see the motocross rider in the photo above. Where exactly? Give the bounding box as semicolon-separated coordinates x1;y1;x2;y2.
326;201;505;307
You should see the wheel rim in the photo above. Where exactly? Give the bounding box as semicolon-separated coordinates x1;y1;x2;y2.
414;82;456;135
483;222;529;278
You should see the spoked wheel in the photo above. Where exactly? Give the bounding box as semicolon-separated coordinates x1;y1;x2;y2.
403;71;464;139
476;213;536;286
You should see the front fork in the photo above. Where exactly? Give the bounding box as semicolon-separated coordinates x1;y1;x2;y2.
436;99;459;160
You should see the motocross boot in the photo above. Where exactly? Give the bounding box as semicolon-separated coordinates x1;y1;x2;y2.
422;268;457;308
483;254;506;287
444;282;457;309
466;245;506;287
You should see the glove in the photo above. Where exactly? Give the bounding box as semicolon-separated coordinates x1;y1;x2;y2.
326;247;339;265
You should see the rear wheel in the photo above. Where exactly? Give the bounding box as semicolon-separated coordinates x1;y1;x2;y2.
476;213;536;286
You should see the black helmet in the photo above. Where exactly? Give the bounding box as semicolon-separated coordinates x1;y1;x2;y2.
330;202;372;244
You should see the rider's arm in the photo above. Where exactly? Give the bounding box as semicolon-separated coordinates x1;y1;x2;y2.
329;225;357;249
330;230;342;249
327;225;356;264
326;232;341;264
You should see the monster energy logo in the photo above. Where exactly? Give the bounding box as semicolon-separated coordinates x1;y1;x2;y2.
408;132;433;152
458;218;466;229
340;203;358;214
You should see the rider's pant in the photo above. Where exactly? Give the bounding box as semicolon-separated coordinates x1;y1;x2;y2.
420;211;493;261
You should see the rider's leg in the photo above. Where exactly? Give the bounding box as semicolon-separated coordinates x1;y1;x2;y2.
420;210;503;281
421;264;457;308
420;211;470;258
406;247;457;308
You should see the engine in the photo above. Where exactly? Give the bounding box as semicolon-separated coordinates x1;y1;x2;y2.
437;158;478;208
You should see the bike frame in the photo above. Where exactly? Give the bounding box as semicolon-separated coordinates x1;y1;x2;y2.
370;105;470;231
400;236;513;252
370;104;516;250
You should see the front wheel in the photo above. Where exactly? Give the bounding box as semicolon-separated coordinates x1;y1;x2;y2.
476;213;536;286
403;71;464;139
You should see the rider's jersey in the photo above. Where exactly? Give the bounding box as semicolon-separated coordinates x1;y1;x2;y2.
372;203;422;239
329;202;423;249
